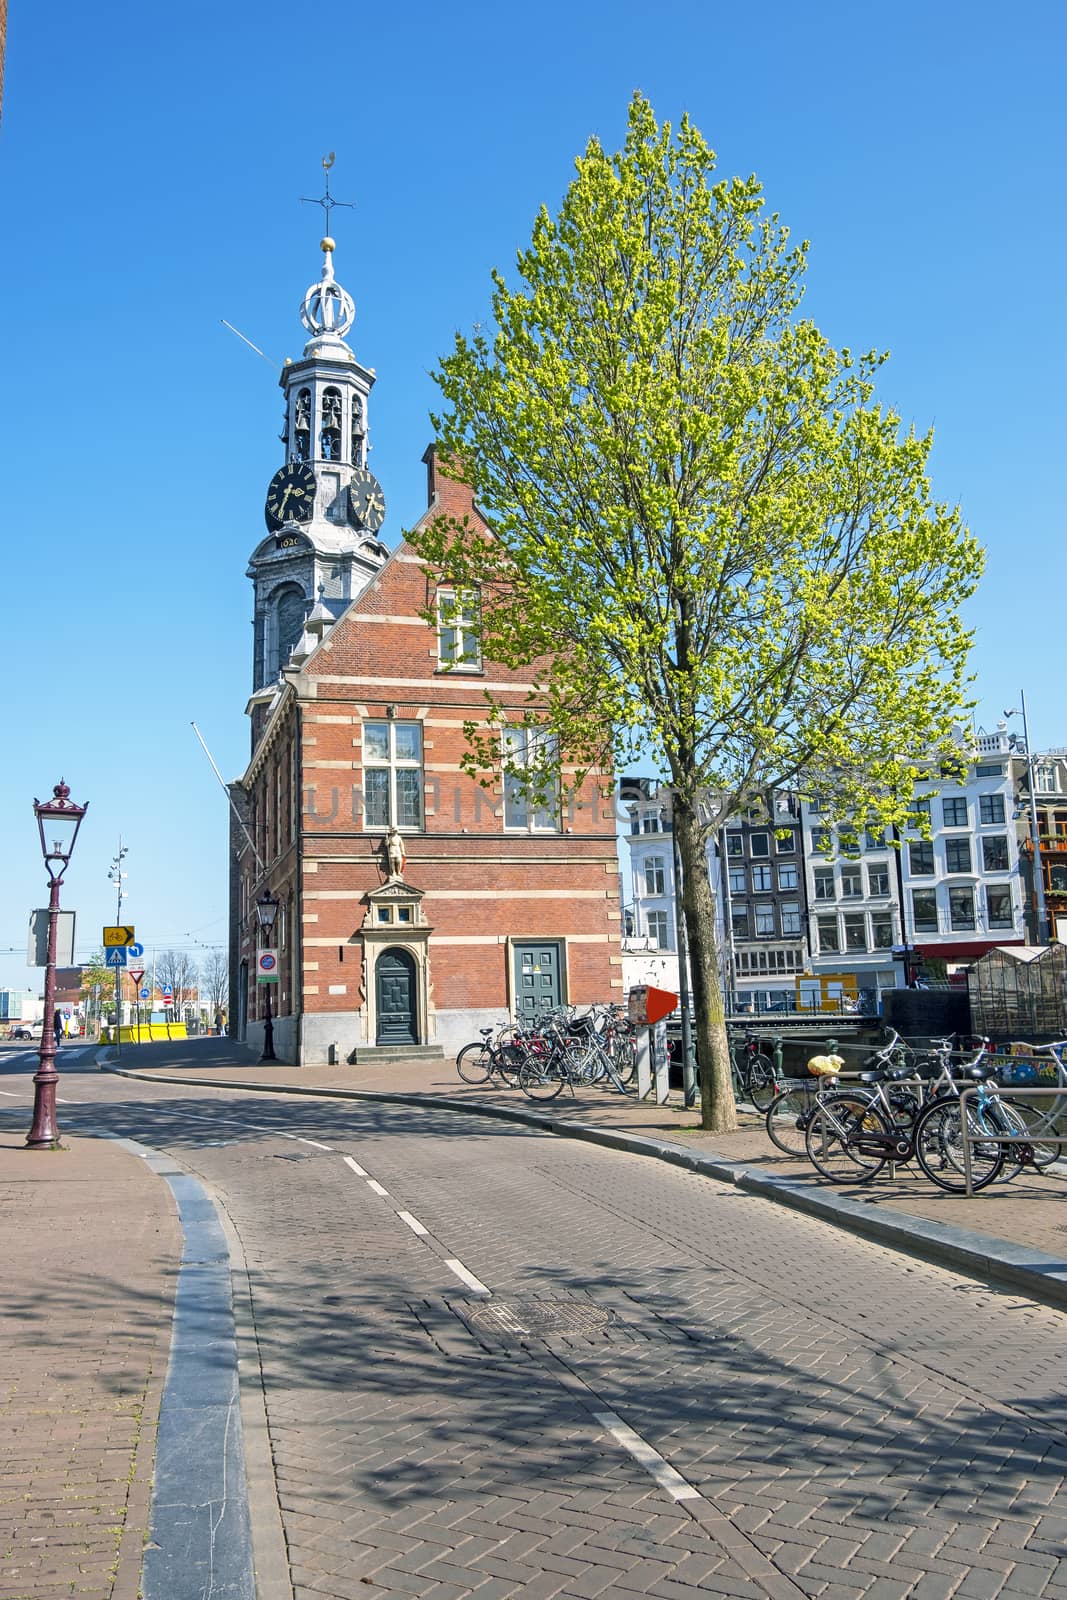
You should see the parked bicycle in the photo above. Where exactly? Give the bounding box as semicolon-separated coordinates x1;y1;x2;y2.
731;1030;781;1111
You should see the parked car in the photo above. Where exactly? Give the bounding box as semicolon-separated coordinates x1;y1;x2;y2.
10;1024;38;1040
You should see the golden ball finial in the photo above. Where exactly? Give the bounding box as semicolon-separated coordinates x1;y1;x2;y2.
321;236;335;252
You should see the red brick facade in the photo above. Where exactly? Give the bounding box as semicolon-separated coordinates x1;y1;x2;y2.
236;451;621;1062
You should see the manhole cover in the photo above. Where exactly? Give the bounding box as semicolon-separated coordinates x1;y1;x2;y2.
271;1151;311;1161
464;1300;613;1339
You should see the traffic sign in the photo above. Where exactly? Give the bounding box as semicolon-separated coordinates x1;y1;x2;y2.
161;984;173;997
105;947;128;968
103;925;135;947
162;994;173;1008
127;942;144;959
256;949;279;983
128;968;145;986
139;987;150;1000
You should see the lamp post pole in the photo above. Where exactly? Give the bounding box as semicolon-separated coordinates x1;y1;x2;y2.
256;889;279;1062
1007;694;1050;943
27;782;88;1149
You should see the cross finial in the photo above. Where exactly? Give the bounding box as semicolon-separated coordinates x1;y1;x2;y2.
300;153;355;236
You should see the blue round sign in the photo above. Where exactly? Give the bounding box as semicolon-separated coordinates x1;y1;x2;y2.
139;987;150;999
127;942;144;959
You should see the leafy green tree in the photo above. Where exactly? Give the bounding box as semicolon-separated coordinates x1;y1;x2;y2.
79;951;113;1035
412;94;983;1131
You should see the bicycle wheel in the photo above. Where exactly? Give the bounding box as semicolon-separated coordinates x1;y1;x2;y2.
612;1031;638;1085
518;1057;566;1101
805;1094;891;1184
1002;1100;1061;1172
456;1042;493;1084
765;1085;817;1156
747;1054;778;1112
914;1100;1004;1192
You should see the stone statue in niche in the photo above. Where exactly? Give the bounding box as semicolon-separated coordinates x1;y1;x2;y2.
385;826;406;880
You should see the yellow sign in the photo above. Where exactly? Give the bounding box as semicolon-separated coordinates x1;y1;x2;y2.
103;925;136;947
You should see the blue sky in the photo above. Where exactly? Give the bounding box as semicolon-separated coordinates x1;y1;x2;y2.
1;0;1063;992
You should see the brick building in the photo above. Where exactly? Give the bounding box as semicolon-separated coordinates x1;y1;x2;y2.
230;237;620;1062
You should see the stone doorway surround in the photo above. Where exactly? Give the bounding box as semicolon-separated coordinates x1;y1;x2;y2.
359;878;434;1046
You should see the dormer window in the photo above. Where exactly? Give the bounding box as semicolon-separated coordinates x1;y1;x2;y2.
436;587;481;671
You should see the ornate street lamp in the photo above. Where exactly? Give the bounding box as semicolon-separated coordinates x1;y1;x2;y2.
27;781;88;1148
255;888;279;1062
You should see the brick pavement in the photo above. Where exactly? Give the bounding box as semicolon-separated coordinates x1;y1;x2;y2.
68;1070;1067;1600
111;1038;1067;1268
0;1127;181;1600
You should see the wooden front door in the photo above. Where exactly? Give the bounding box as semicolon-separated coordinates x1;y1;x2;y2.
376;948;418;1045
512;941;563;1023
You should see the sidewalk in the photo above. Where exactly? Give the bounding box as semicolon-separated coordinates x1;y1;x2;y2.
0;1128;181;1600
108;1037;1067;1306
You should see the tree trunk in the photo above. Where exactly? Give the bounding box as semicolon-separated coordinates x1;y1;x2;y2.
674;799;737;1133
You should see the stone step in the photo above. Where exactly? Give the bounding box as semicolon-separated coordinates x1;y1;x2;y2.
352;1044;446;1064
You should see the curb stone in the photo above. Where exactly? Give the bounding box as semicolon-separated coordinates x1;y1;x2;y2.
100;1061;1067;1311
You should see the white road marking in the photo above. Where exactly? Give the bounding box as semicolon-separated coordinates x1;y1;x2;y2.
297;1137;332;1151
366;1179;389;1197
0;1090;20;1097
444;1258;491;1296
343;1156;368;1177
594;1411;701;1501
397;1211;428;1236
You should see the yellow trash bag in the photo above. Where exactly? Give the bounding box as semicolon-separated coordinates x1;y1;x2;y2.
807;1053;844;1077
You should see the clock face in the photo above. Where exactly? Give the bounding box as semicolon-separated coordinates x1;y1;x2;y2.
347;467;386;533
265;462;316;531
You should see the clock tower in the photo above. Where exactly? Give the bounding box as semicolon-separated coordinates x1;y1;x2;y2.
247;233;388;711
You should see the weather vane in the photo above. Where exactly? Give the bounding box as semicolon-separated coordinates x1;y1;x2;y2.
300;153;355;235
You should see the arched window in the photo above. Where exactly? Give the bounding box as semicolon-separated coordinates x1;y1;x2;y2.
320;387;342;462
293;389;311;462
351;393;365;466
275;587;306;671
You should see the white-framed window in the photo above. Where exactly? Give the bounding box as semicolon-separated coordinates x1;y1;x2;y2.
986;886;1013;928
728;866;747;895
781;901;801;935
867;863;890;896
843;913;867;951
942;796;968;827
982;835;1009;872
732;907;749;939
776;828;797;853
817;916;840;953
725;832;743;856
912;889;938;931
647;911;670;949
812;828;833;855
945;838;972;874
363;721;423;829
778;863;799;890
909;840;935;875
436;587;481;671
642;813;663;834
749;833;770;858
503;727;560;832
813;869;835;901
645;856;666;896
979;794;1005;825
751;864;773;892
871;914;894;949
949;886;976;930
865;826;886;849
840;866;862;897
754;903;776;936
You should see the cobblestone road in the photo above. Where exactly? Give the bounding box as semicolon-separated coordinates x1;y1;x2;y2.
13;1066;1067;1600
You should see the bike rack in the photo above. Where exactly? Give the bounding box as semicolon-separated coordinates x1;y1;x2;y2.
958;1084;1067;1197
